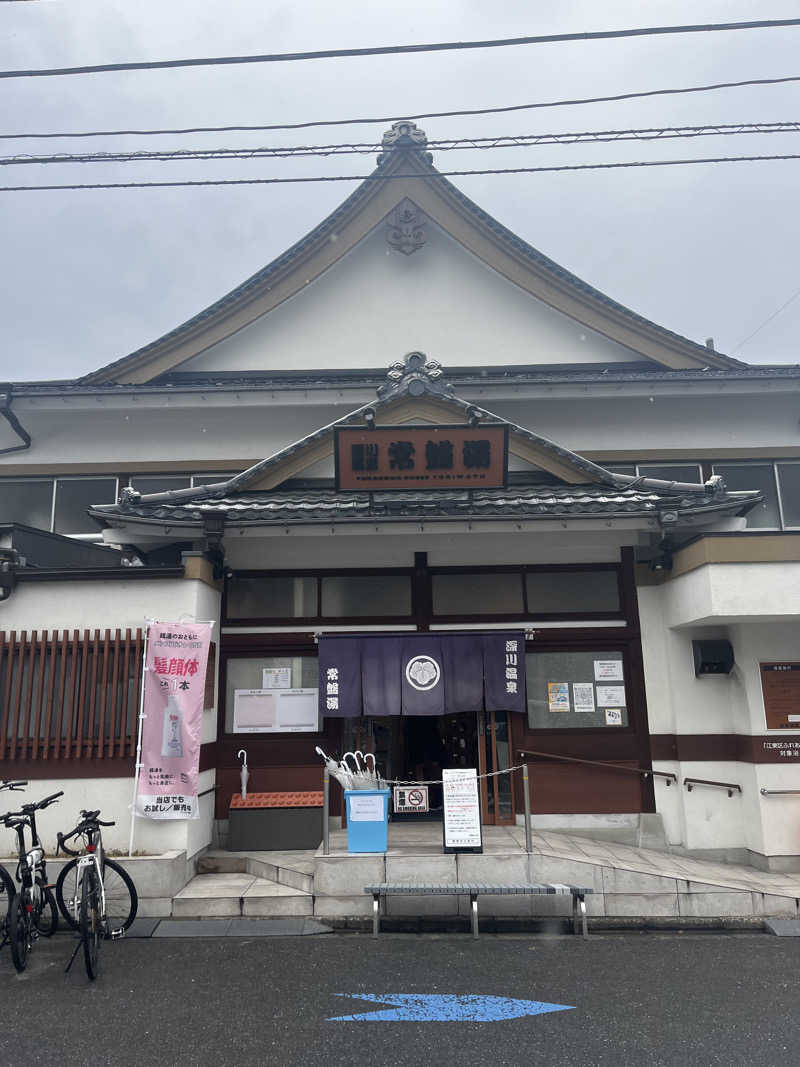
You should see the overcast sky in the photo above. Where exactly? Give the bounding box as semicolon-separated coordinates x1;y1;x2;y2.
2;0;800;381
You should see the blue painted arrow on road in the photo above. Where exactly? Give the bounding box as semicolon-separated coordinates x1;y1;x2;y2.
327;994;574;1022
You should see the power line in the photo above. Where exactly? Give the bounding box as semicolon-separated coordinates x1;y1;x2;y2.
2;152;799;191
4;74;800;140
3;18;800;80
4;122;800;166
733;284;800;351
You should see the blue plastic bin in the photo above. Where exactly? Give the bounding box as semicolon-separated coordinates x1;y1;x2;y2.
345;789;390;853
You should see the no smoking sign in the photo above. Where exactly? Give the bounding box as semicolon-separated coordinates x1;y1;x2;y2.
393;786;430;813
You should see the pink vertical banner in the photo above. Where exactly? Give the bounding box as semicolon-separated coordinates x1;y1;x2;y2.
135;622;212;820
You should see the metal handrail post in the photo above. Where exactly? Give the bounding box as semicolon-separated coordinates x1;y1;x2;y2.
323;768;330;856
522;763;532;854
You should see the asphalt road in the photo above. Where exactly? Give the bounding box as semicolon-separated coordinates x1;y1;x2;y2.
0;931;796;1066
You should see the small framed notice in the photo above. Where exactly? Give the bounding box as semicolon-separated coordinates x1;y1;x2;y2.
761;663;800;730
442;768;483;853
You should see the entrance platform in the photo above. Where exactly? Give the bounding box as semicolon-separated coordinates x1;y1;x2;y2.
169;825;800;921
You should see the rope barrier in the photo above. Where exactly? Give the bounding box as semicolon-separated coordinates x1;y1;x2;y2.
383;764;525;787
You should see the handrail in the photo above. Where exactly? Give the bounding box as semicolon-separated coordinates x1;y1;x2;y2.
683;777;741;797
760;789;800;796
518;749;676;785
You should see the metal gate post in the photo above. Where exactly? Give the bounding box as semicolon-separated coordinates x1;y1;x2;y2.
522;763;532;854
323;768;330;856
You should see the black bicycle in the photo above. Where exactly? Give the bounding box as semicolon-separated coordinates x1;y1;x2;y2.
0;780;28;949
2;791;62;972
57;810;138;980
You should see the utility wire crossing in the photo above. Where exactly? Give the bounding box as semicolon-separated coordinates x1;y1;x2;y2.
2;152;799;192
4;122;799;166
4;74;799;140
2;18;800;79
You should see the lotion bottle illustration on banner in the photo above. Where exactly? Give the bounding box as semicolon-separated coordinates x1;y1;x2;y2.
161;694;184;759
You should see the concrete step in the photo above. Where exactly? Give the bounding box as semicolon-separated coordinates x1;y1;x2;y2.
172;873;313;918
198;851;315;894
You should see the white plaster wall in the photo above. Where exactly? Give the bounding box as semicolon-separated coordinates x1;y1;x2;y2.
183;222;642;374
5;389;799;475
655;563;800;629
0;769;215;858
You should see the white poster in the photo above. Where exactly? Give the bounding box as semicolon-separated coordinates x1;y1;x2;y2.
348;794;385;822
262;666;292;689
605;708;623;726
442;768;482;851
573;682;596;713
594;659;624;681
233;688;319;732
596;684;627;707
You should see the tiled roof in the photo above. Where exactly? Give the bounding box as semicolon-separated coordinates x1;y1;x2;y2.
93;483;759;526
230;792;323;809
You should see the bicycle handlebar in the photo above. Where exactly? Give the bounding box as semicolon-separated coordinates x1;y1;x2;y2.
0;780;28;791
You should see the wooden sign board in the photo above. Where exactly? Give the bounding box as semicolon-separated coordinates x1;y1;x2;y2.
760;663;800;729
335;425;508;491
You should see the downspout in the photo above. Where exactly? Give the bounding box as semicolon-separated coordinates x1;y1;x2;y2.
0;385;32;456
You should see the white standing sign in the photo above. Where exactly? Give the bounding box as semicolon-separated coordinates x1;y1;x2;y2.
442;768;483;852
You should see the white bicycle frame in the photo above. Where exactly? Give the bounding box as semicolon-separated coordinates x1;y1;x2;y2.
70;850;107;931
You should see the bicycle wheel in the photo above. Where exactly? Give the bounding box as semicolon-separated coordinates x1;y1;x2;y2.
0;862;14;922
35;879;58;937
8;892;30;973
102;859;138;934
80;867;101;981
55;858;82;929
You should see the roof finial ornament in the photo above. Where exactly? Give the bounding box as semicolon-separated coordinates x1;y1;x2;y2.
376;352;455;400
386;198;427;255
377;121;433;166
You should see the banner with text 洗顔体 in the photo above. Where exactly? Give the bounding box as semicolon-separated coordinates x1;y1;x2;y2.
135;622;212;819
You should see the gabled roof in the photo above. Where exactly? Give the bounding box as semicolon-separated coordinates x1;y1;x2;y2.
81;121;744;385
90;355;759;532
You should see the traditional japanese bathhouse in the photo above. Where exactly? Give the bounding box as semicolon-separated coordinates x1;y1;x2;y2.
2;121;800;870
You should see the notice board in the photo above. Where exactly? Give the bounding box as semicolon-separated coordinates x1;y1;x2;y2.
442;768;483;853
760;663;800;729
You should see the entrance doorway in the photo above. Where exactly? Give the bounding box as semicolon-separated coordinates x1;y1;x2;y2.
479;710;515;825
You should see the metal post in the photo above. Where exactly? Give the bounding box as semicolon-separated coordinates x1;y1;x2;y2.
127;624;150;859
522;762;532;855
323;768;330;856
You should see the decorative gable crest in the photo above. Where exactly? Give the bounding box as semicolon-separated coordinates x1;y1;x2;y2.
376;352;456;401
386;198;427;255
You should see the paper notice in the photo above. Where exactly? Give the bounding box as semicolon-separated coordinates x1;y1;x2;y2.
262;666;292;689
348;794;384;822
573;683;595;713
594;659;624;681
605;708;623;726
548;681;570;712
596;685;626;707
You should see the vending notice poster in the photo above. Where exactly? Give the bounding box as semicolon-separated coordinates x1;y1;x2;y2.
547;681;570;713
135;622;212;820
442;768;483;853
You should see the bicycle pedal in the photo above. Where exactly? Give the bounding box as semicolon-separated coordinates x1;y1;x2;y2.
109;928;125;940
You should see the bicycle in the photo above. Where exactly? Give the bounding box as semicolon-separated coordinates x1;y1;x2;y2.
0;780;28;949
2;790;62;972
56;810;138;980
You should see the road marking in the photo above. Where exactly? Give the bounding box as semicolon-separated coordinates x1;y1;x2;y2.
327;993;574;1022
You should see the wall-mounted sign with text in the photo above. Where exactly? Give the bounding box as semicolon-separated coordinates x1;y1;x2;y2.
760;663;800;730
335;425;508;491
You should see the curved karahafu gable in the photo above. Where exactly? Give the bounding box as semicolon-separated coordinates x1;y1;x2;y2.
81;122;743;386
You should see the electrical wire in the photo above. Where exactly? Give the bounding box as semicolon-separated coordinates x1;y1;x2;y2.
4;74;800;140
733;284;800;351
4;121;800;166
2;152;799;191
3;18;800;79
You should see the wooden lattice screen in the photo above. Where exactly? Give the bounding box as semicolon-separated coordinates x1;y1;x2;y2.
0;629;144;761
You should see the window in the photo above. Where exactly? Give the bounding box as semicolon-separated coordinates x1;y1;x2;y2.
432;572;524;615
526;650;628;729
226;576;318;619
130;476;191;495
53;478;117;534
777;463;800;528
320;575;412;617
224;655;317;732
0;480;53;530
525;570;620;614
712;464;780;529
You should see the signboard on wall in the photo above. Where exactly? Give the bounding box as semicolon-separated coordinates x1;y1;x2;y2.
760;663;800;729
335;425;508;491
233;688;319;733
393;786;430;813
442;768;483;853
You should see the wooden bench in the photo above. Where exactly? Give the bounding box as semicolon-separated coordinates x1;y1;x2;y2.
364;883;592;939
